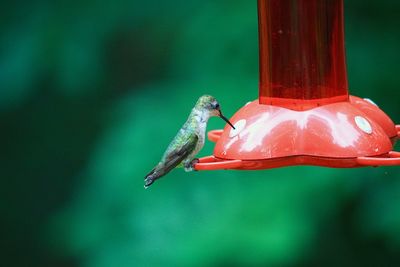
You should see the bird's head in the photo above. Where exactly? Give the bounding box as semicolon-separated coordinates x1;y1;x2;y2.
195;95;235;129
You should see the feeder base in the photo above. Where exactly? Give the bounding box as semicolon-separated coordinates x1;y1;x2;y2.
195;96;399;170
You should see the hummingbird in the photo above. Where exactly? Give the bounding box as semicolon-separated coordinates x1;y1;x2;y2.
144;95;235;188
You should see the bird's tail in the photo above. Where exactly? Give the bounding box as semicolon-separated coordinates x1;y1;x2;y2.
144;164;165;189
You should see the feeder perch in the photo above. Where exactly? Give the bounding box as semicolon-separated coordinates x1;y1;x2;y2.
195;0;400;170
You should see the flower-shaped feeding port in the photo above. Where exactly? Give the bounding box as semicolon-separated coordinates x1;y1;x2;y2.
195;0;400;171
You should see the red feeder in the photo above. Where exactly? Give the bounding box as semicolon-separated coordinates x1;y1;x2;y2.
195;0;400;170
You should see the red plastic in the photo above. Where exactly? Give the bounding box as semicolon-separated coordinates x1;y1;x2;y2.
357;151;400;167
192;0;400;171
194;97;399;171
195;152;400;171
195;156;243;171
258;0;348;110
350;96;397;140
215;97;395;160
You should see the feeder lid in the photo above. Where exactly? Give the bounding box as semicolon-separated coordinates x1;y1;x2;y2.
212;97;394;160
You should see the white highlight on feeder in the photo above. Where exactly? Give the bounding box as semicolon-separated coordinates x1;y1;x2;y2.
355;116;372;134
364;98;378;107
229;119;246;138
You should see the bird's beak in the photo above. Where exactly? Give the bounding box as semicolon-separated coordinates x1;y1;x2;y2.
218;110;235;129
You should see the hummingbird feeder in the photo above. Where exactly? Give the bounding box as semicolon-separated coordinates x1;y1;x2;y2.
194;0;400;171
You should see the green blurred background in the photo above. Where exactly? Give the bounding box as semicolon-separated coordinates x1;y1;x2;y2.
1;0;400;266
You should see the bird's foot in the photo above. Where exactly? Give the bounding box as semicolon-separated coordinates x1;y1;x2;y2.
184;158;199;172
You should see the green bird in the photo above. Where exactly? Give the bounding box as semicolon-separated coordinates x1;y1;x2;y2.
144;95;235;188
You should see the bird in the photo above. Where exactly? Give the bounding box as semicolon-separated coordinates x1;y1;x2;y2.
144;95;235;188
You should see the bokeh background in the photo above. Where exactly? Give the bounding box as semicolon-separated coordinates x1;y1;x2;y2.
1;0;400;266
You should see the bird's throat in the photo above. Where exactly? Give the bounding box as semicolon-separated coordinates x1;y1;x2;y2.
191;108;210;124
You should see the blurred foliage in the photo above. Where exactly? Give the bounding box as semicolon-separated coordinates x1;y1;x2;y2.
1;0;400;266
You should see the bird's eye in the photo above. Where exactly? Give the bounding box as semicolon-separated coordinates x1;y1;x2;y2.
214;103;220;109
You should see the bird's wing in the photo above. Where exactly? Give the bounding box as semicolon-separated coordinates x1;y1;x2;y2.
162;133;198;173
